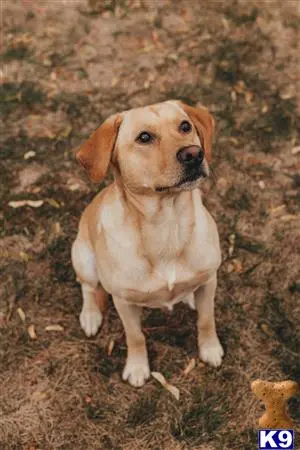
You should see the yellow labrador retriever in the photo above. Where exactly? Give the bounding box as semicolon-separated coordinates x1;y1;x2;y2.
72;100;224;387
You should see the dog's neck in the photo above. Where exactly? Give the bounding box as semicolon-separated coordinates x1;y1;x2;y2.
113;177;199;224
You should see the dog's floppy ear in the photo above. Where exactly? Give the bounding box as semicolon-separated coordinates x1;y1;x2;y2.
175;101;215;162
76;113;122;183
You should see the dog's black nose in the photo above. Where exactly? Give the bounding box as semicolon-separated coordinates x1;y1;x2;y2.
176;146;204;165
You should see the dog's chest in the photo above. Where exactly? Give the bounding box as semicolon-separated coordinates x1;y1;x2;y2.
95;192;220;305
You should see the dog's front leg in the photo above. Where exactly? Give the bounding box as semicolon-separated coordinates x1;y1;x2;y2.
194;273;224;368
113;297;150;387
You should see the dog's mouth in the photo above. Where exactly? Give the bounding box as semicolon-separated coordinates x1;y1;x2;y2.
155;169;207;192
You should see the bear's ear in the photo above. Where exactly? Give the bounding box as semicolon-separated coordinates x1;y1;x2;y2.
76;114;123;182
175;101;215;162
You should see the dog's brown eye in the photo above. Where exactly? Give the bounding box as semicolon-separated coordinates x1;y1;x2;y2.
136;131;153;144
179;120;192;133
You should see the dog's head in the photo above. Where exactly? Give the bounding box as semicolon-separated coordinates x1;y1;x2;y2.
76;100;215;194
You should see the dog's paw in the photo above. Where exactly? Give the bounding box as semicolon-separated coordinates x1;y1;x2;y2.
80;308;102;337
199;337;224;368
122;355;150;387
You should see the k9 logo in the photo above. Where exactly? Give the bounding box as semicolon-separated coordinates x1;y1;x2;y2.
258;430;295;450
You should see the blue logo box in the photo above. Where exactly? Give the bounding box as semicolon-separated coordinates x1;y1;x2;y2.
258;429;295;450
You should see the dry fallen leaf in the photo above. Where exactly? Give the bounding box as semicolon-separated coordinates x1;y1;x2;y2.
45;325;64;332
151;30;160;44
245;91;254;104
227;259;243;274
68;183;81;191
24;150;36;160
32;391;48;401
232;259;243;273
291;146;300;155
111;76;118;87
228;233;236;257
216;177;228;196
260;323;274;337
16;164;48;193
234;80;246;94
183;358;196;376
279;85;294;100
17;307;26;322
280;214;297;221
53;222;61;235
47;198;61;208
151;372;180;400
9;200;44;208
227;263;234;273
231;90;237;102
28;324;37;339
79;44;98;61
0;312;6;326
107;339;115;356
269;204;286;216
19;251;29;262
60;124;72;138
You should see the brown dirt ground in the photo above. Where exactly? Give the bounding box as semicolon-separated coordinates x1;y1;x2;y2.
0;1;300;449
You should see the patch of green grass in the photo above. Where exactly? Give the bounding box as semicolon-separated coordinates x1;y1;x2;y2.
216;105;236;135
225;186;253;211
289;282;300;294
48;236;70;256
112;30;125;38
127;395;158;427
80;0;121;16
214;38;268;89
218;324;240;351
98;435;121;450
171;388;229;444
26;10;35;20
283;17;300;30
85;402;106;421
262;296;300;354
154;16;162;28
0;82;45;115
0;135;59;162
235;234;266;254
49;92;90;117
225;7;259;25
1;44;31;61
214;41;245;84
243;93;297;151
219;429;257;450
288;396;300;422
278;352;300;381
292;174;300;188
0;163;13;200
241;72;270;96
92;347;123;378
162;84;199;106
48;236;75;282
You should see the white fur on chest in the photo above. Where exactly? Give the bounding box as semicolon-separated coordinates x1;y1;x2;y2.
95;189;220;305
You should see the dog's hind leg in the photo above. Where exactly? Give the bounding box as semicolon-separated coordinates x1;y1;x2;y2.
71;238;105;337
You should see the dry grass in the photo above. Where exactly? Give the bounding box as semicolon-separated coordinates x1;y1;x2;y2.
0;0;299;449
